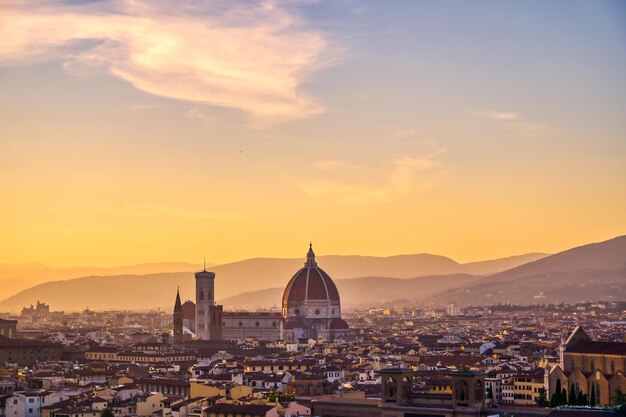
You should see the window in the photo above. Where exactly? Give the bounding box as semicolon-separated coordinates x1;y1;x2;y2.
199;291;204;300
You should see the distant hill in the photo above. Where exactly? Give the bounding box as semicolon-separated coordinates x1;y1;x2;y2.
0;262;209;300
430;235;626;305
0;273;192;312
0;252;549;312
221;274;483;309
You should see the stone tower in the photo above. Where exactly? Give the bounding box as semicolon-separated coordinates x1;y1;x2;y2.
195;265;223;341
173;287;183;344
451;370;485;409
380;368;415;405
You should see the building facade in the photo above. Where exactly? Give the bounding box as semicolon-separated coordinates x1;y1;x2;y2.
221;312;282;341
187;244;350;342
0;319;17;338
0;336;63;366
548;326;626;405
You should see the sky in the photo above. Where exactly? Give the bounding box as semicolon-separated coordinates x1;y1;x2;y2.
1;0;625;267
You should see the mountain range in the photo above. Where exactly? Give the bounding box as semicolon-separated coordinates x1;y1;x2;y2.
223;236;626;307
0;262;209;301
0;252;547;312
0;235;624;312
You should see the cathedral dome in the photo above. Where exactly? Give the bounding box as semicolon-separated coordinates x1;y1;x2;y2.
282;244;340;309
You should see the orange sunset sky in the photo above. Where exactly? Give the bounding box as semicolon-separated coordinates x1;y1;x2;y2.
1;0;625;267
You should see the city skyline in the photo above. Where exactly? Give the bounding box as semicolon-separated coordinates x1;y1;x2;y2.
1;0;625;267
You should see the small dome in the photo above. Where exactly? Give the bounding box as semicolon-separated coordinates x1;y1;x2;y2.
330;318;350;330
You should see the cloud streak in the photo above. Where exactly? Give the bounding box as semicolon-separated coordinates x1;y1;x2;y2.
302;149;446;204
472;110;553;137
0;0;336;124
473;110;520;121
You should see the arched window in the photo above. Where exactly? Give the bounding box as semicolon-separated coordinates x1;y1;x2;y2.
476;381;484;401
456;380;469;402
402;377;412;402
385;378;396;402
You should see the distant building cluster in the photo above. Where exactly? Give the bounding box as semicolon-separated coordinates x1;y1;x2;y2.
174;244;350;343
20;301;49;318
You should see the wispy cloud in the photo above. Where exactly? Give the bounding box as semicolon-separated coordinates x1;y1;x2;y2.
472;110;553;137
387;154;442;193
47;204;241;220
314;160;377;174
129;205;241;220
185;108;218;127
473;110;520;121
302;148;447;204
129;104;164;111
394;129;419;138
0;1;338;125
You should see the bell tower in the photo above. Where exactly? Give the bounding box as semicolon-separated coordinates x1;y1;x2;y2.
195;262;215;340
195;261;223;341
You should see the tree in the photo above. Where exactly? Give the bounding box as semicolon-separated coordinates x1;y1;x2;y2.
101;409;114;417
487;386;493;400
561;388;567;405
612;386;625;406
537;388;549;407
551;379;563;407
590;384;596;407
569;383;577;406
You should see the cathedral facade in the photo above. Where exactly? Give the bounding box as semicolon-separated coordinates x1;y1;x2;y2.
548;326;626;406
176;244;350;342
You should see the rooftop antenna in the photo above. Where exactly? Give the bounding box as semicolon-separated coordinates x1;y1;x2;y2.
203;257;206;271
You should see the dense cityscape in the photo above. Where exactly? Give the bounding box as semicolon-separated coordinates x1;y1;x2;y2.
2;0;625;416
1;247;625;417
